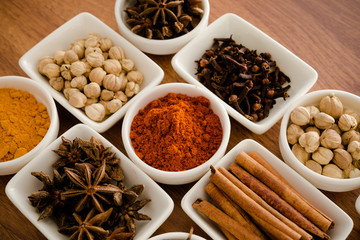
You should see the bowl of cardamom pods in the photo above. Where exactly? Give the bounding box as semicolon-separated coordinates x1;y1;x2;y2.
115;0;210;55
279;89;360;192
19;12;164;133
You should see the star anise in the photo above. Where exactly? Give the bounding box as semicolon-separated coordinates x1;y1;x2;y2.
28;136;151;239
125;0;203;39
111;185;151;233
61;162;122;213
28;169;65;220
53;136;84;170
79;137;124;183
140;0;183;25
58;208;112;240
106;226;134;240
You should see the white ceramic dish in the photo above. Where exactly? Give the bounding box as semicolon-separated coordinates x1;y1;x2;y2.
122;83;231;185
149;232;206;240
356;195;360;215
172;13;318;134
19;12;164;133
279;89;360;192
0;76;59;175
181;139;353;239
5;124;174;240
114;0;210;55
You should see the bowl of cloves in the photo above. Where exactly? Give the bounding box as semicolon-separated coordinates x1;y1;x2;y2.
279;89;360;192
172;13;318;134
114;0;210;55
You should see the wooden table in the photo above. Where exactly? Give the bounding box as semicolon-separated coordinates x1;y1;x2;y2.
0;0;359;239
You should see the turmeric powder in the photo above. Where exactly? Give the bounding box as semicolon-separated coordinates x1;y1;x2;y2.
0;88;50;162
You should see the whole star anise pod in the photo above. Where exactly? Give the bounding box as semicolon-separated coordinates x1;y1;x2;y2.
58;208;112;240
106;226;134;240
111;185;151;233
52;136;85;170
28;169;65;220
61;162;122;213
79;137;124;183
125;0;204;39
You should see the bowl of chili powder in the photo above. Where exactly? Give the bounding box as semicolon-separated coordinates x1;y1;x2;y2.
122;83;231;185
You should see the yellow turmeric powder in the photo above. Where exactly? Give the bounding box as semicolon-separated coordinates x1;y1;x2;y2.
0;88;50;162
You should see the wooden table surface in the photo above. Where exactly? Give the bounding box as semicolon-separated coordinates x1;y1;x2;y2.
0;0;359;239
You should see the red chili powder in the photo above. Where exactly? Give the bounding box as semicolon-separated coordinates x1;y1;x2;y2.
130;93;223;171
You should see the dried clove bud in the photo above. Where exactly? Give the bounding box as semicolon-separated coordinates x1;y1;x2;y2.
195;36;291;122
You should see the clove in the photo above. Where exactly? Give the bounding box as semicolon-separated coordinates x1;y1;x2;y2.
195;36;291;122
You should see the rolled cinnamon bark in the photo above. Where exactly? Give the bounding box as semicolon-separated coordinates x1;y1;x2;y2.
209;166;301;240
219;226;238;240
205;183;267;239
251;214;294;240
229;163;328;239
247;152;334;226
192;198;262;240
218;167;312;240
235;152;333;232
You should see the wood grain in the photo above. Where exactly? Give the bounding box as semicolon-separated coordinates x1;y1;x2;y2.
0;0;359;239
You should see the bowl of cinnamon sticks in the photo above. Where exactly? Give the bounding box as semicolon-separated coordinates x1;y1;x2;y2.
181;139;353;239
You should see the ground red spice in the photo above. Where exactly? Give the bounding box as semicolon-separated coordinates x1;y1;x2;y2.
130;93;223;172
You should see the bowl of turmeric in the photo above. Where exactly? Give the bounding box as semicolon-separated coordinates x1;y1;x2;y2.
122;83;231;185
0;76;59;175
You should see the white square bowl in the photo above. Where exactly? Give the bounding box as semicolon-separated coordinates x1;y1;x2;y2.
172;13;318;134
19;12;164;133
181;139;353;239
5;124;174;240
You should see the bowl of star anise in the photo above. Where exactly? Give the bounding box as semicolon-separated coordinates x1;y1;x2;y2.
5;124;174;240
115;0;210;55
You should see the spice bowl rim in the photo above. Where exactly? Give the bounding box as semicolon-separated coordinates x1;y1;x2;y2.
181;138;353;239
5;123;174;240
18;12;164;133
121;82;231;185
148;232;207;240
171;13;318;134
279;89;360;192
0;75;59;175
114;0;210;55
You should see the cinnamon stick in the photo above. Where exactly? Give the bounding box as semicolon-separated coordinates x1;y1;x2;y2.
192;198;262;240
205;183;267;239
229;163;328;239
209;166;301;240
218;167;312;240
219;226;238;240
235;152;333;232
251;214;294;240
247;152;334;225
